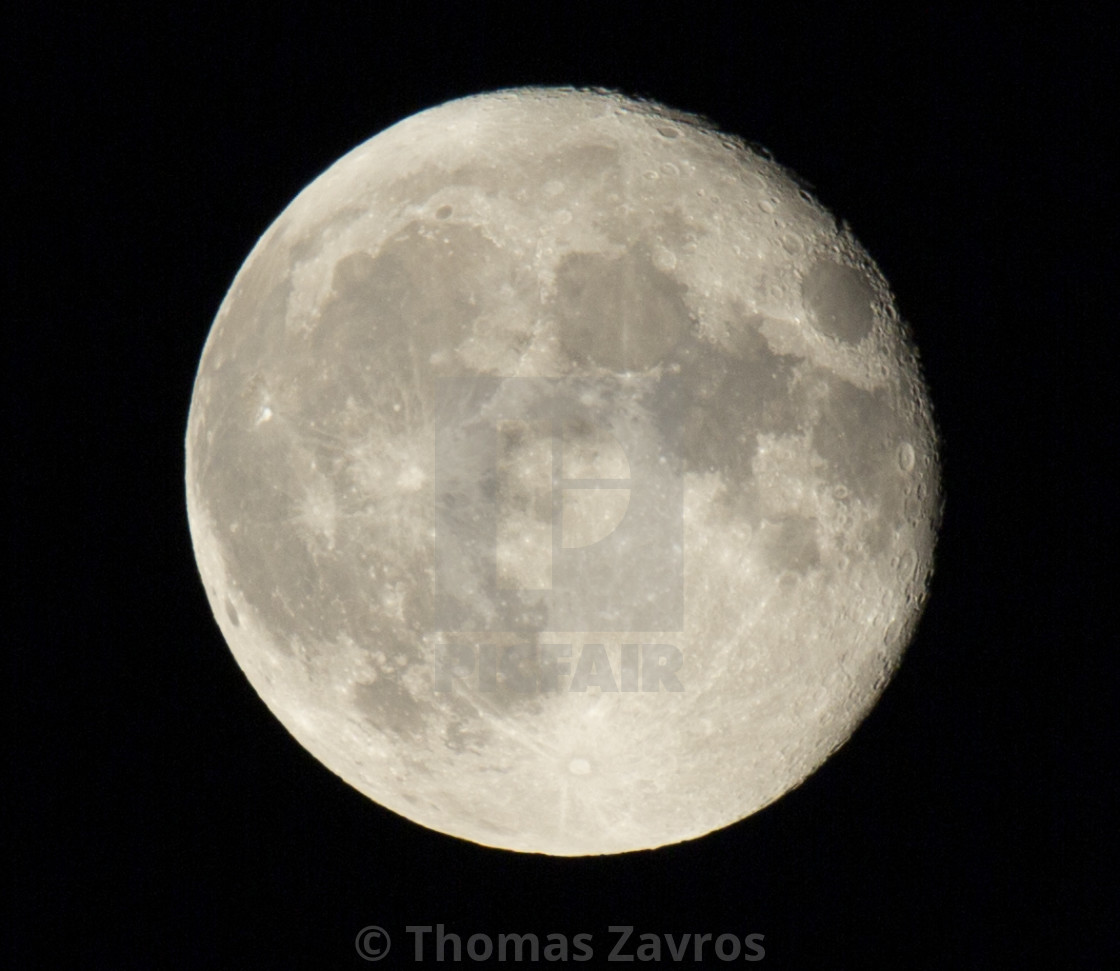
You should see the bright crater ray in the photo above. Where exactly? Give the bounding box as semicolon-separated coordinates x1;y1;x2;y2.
186;87;940;855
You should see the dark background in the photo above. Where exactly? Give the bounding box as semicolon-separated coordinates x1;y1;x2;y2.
7;3;1113;967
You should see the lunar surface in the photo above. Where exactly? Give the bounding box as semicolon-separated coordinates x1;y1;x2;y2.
186;87;940;855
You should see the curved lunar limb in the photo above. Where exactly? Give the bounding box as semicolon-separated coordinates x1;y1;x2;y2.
186;88;940;855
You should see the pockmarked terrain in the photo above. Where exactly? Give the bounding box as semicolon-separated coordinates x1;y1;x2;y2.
186;88;940;855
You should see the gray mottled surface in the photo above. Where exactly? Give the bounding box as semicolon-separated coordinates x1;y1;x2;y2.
186;88;940;855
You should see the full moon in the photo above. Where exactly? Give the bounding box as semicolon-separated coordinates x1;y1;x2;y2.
186;88;940;855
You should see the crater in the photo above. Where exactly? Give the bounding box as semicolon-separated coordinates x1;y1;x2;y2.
757;515;821;575
442;705;492;754
804;370;911;556
810;374;903;499
801;259;876;343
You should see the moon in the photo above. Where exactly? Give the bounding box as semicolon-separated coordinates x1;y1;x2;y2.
186;87;940;855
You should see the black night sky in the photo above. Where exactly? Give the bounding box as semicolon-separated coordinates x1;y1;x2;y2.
8;3;1113;967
